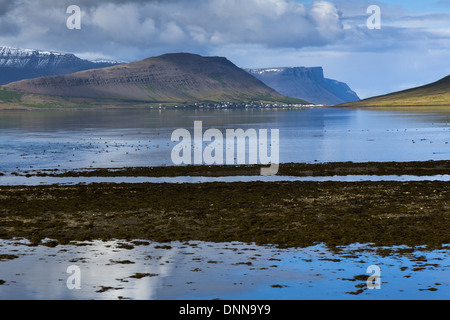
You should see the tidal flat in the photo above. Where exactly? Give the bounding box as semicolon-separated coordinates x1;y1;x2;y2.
12;159;450;178
0;176;448;250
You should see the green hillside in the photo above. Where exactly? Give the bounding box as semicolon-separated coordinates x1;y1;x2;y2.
340;75;450;107
0;53;307;109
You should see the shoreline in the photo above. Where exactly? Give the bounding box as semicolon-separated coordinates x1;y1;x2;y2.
9;160;450;178
0;178;448;252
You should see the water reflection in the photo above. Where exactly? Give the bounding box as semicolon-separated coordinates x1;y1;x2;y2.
0;239;448;300
1;108;449;300
0;174;450;186
0;108;448;173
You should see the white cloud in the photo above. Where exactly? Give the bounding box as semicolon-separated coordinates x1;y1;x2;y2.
0;0;348;57
310;0;343;40
1;0;450;98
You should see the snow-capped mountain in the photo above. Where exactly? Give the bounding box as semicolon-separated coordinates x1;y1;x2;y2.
0;46;123;85
246;67;360;105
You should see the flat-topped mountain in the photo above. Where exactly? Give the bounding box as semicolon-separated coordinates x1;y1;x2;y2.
339;74;450;107
0;46;121;85
245;67;360;105
3;53;305;106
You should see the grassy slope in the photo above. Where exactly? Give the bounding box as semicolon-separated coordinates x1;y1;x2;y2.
339;75;450;108
0;53;309;109
0;87;308;110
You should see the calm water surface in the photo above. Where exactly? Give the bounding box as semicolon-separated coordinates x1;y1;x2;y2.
0;107;449;300
0;107;449;173
0;239;448;300
1;174;450;186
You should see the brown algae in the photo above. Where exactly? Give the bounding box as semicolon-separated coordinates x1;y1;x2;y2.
0;179;448;251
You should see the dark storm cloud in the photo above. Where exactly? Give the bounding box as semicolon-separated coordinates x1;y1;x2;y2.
0;0;347;60
1;0;450;100
0;0;449;63
0;0;16;16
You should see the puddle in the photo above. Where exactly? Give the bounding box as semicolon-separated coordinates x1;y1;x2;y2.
0;239;448;300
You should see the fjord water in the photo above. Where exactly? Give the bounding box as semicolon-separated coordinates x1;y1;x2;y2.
1;107;449;300
0;107;449;173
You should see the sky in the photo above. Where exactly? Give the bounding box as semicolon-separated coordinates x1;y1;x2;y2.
1;0;450;99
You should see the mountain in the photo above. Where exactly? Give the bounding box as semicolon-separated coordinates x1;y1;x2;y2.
339;75;450;107
2;53;306;108
0;46;122;85
245;67;360;105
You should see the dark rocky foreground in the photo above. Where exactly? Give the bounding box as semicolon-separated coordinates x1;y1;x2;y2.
15;160;450;178
0;178;448;251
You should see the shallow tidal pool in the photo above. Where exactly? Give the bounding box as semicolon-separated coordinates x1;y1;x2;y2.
0;239;448;300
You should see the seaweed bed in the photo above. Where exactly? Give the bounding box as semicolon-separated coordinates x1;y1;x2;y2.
12;160;450;178
0;161;449;252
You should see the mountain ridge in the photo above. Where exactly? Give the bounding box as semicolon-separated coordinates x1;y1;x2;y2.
0;46;123;86
1;53;306;108
245;67;360;105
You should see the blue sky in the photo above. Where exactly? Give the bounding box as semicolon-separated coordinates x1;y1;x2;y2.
1;0;450;99
303;0;449;12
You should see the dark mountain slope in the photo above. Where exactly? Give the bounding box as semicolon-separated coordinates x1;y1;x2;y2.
0;46;121;85
4;53;305;106
246;67;359;105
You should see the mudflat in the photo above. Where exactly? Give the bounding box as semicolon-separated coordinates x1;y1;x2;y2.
0;172;448;251
13;160;450;178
